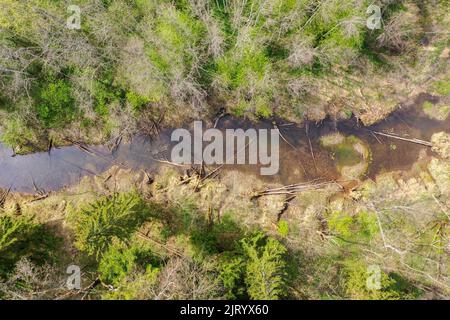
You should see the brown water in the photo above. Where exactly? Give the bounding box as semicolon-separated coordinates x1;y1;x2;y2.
0;94;448;193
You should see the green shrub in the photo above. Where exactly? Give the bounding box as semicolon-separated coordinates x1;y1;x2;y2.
343;260;419;300
96;229;161;299
189;214;244;259
216;48;270;90
328;211;354;238
93;82;118;117
277;220;289;237
35;79;76;128
328;210;378;241
126;91;150;111
242;232;288;300
255;102;273;118
101;265;160;300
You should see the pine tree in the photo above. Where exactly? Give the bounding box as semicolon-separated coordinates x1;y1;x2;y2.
69;192;150;259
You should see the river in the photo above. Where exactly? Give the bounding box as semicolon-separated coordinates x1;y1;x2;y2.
0;93;448;193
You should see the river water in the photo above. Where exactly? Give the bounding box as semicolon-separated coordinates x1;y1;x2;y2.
0;94;448;193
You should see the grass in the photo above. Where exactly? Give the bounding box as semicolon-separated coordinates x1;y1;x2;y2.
433;78;450;96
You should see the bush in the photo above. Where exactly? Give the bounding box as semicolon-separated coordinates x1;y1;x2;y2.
98;241;137;286
277;220;289;237
328;210;378;242
35;79;76;128
343;260;420;300
126;91;150;111
243;232;288;300
219;254;247;299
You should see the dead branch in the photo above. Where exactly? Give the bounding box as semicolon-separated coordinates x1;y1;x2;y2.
305;122;318;173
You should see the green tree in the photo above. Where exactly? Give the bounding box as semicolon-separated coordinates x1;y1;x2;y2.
220;232;289;300
242;232;288;300
98;241;138;286
219;254;247;299
69;192;150;258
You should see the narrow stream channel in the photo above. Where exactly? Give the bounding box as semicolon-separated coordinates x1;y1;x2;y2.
0;93;448;193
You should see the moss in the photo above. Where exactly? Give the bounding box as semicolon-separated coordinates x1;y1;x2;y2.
333;143;361;167
320;134;370;179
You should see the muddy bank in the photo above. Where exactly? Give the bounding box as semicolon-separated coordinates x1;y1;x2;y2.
0;94;448;193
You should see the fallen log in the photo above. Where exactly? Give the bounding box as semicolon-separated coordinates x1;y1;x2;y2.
370;130;432;147
28;194;49;203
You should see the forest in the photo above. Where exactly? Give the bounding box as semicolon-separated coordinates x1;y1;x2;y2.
0;0;449;300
